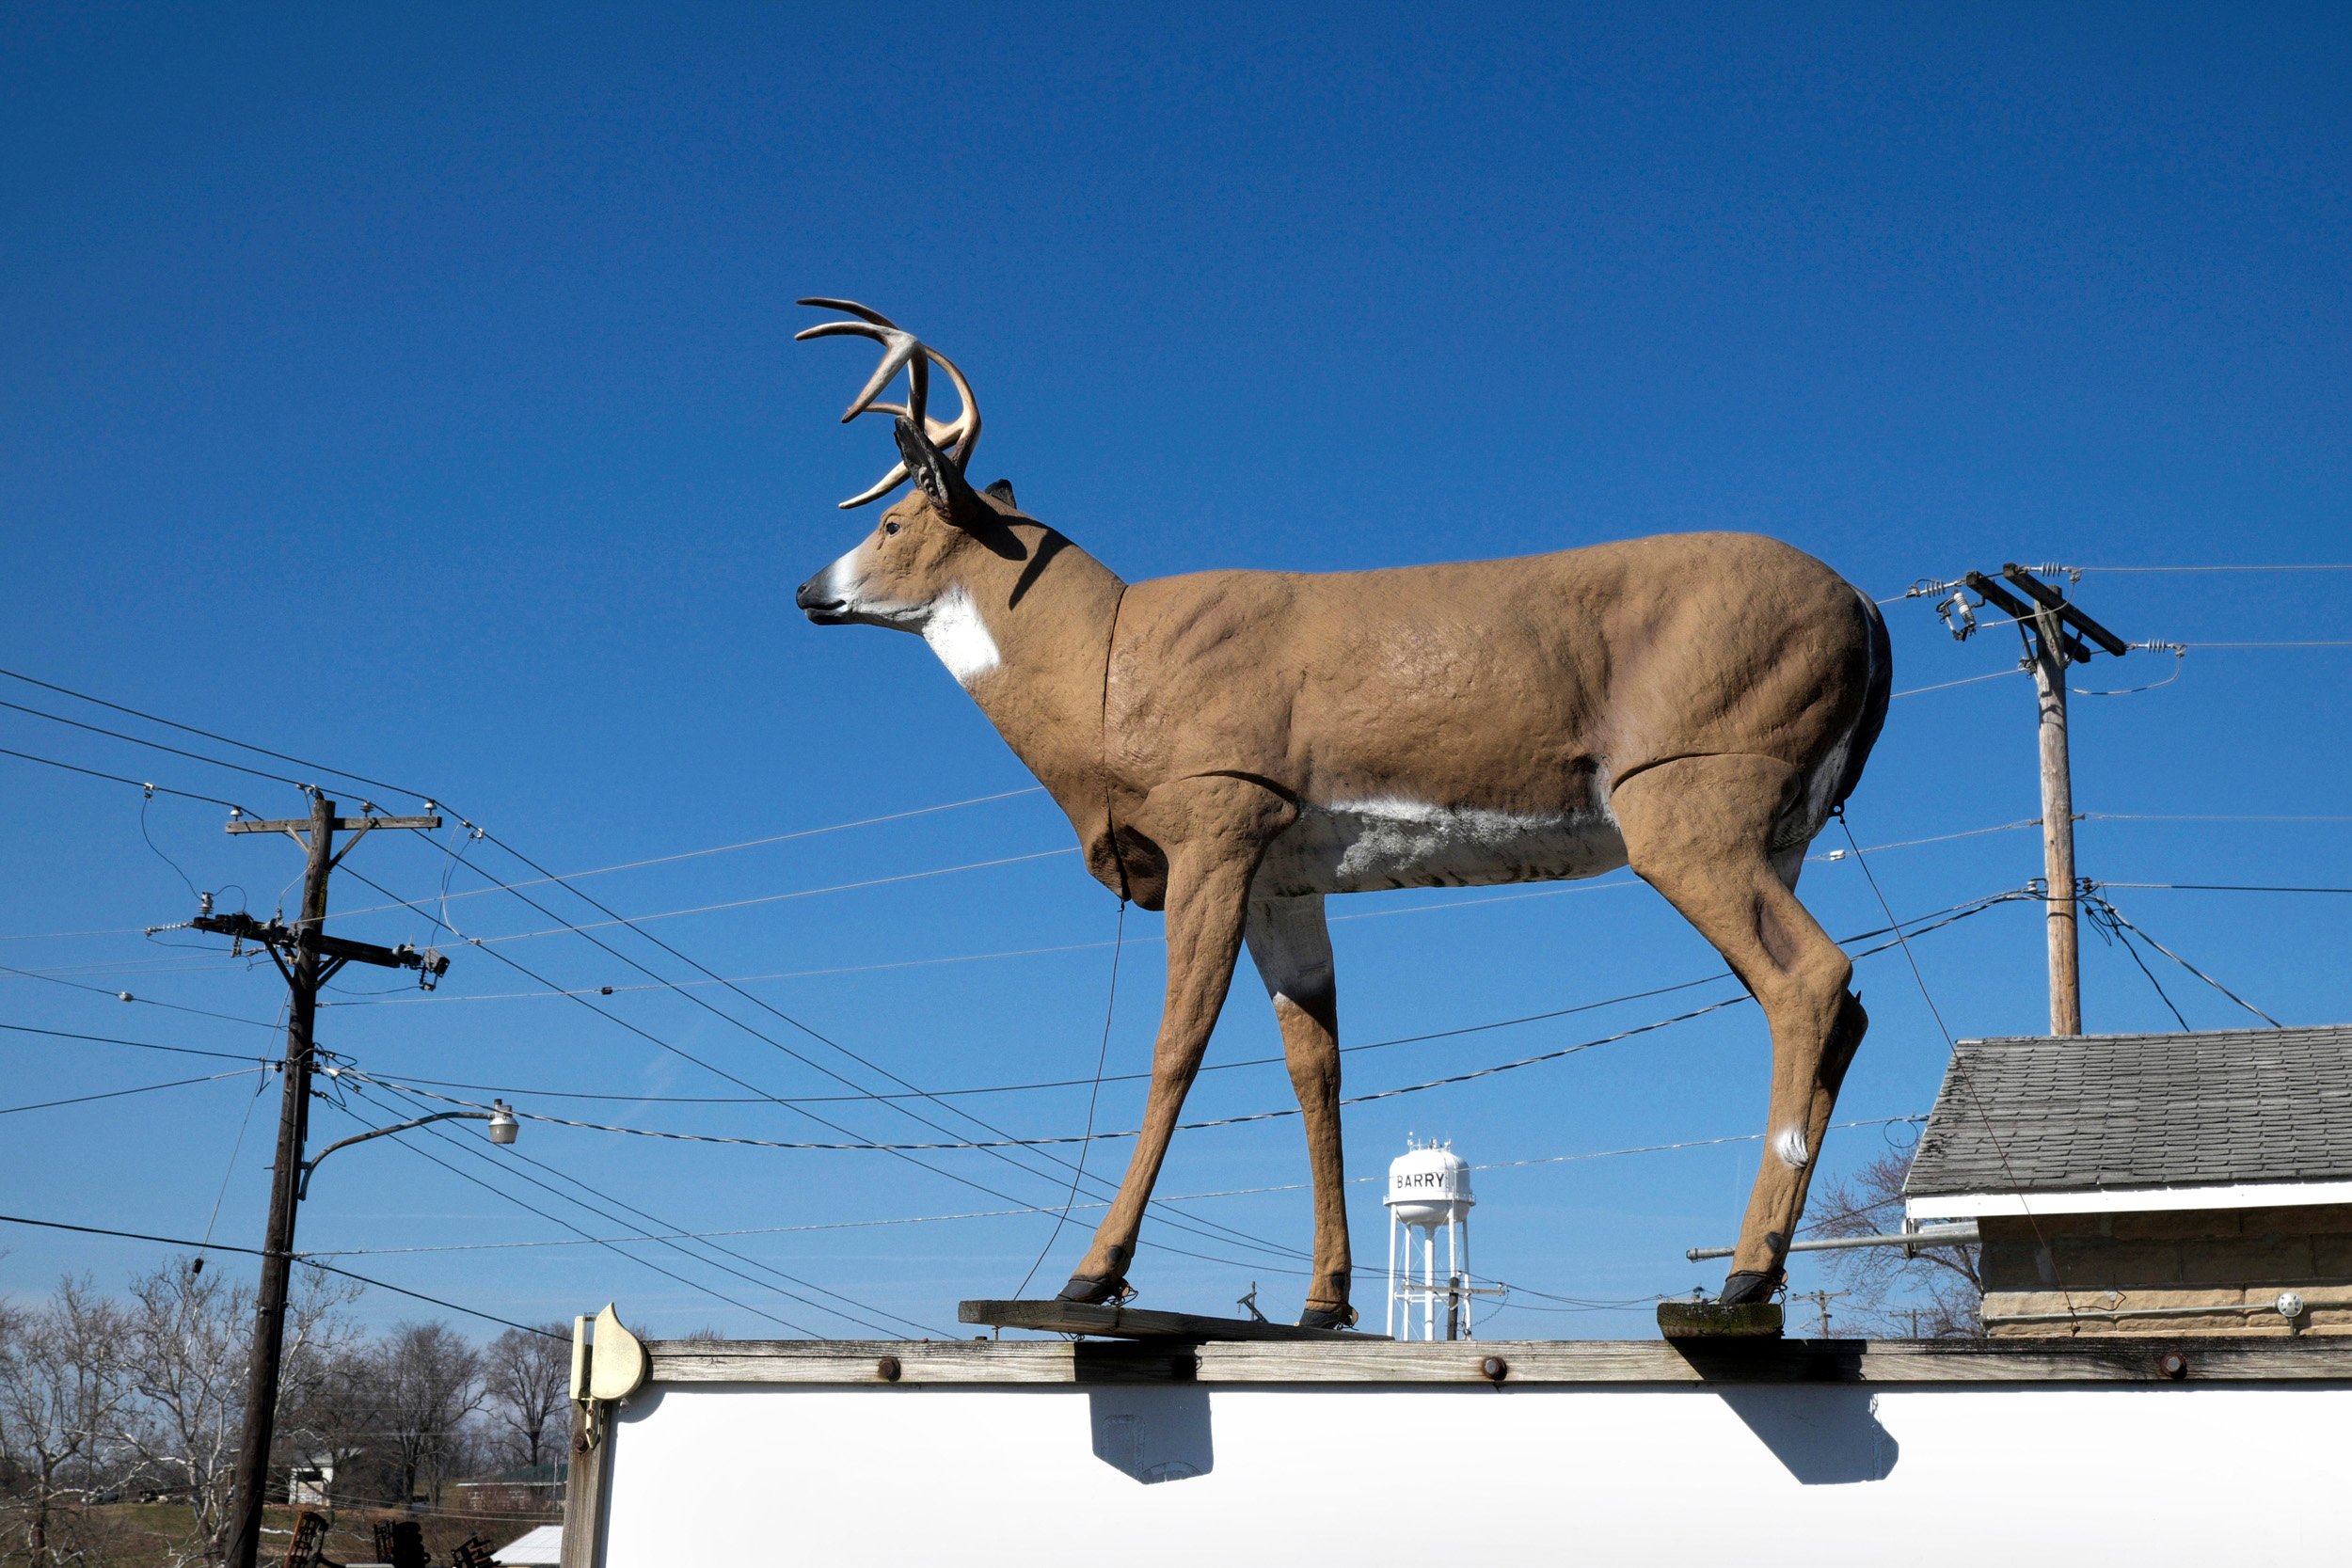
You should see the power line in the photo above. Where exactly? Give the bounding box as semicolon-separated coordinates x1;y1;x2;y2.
349;1074;954;1338
2081;893;2282;1026
2084;813;2352;825
0;960;288;1032
298;1115;1931;1259
0;666;430;801
322;786;1049;921
0;744;253;813
1838;818;2079;1322
337;855;1339;1281
0;1209;561;1340
0;1068;261;1117
2096;880;2352;895
2167;640;2352;649
325;863;1075;1218
0;1019;276;1064
1889;670;2027;699
2069;563;2352;575
2084;899;2189;1030
319;832;2012;1012
337;890;2016;1113
317;1089;836;1339
456;848;1076;944
335;862;1316;1280
349;994;1764;1149
400;838;1326;1272
0;696;310;791
0;669;2058;1297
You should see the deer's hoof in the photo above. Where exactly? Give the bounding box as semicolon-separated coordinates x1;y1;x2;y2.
1297;1302;1359;1331
1057;1274;1128;1306
1719;1269;1783;1307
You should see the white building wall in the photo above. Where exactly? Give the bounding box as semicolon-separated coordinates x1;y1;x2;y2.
598;1379;2345;1562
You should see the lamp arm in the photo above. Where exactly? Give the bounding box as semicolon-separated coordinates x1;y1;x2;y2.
300;1111;487;1198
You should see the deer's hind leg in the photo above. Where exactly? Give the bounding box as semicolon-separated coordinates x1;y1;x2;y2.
1611;754;1867;1306
1246;893;1354;1328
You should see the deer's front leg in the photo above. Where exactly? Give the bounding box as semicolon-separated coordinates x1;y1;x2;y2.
1057;778;1288;1305
1246;893;1354;1328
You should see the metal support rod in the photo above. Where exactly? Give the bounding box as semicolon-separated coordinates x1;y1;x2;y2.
297;1111;494;1198
1685;1224;1980;1262
2030;603;2083;1036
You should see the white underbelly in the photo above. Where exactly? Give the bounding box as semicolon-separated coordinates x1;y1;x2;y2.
1256;796;1629;898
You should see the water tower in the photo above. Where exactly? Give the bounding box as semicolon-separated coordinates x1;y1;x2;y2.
1385;1136;1480;1340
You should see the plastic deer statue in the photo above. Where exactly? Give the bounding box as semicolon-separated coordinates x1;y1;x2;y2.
793;300;1890;1326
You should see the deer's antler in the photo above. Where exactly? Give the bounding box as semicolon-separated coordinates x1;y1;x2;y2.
795;298;983;509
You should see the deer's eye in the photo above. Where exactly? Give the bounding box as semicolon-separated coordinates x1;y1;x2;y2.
883;521;900;536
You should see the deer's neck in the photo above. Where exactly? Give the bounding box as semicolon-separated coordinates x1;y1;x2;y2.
941;529;1128;819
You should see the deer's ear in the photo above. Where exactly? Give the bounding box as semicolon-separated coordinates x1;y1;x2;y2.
983;479;1016;506
893;417;985;528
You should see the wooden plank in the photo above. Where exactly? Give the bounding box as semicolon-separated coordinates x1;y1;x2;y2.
643;1336;2352;1387
226;815;442;833
959;1298;1371;1341
651;1339;1198;1386
558;1400;610;1568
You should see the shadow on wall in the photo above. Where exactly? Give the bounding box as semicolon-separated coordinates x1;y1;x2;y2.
1714;1386;1899;1485
1088;1387;1215;1483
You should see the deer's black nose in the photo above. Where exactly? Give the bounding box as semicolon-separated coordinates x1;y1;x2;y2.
796;570;849;623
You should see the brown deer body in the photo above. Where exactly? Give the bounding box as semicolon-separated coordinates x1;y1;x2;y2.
794;302;1889;1325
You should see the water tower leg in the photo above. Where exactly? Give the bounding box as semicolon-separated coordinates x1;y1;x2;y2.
1422;1231;1436;1340
1461;1221;1474;1339
1385;1216;1397;1340
1446;1220;1461;1341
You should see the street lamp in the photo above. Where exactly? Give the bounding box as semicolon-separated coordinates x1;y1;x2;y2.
299;1100;520;1197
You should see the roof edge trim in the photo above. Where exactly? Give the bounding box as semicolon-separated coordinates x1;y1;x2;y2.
1908;1178;2352;1222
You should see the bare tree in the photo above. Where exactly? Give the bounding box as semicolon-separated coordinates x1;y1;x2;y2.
1804;1148;1982;1337
0;1278;131;1568
274;1335;379;1508
482;1326;568;1472
113;1264;357;1566
373;1323;483;1506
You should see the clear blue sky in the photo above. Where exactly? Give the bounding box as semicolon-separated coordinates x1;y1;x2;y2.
2;3;2346;1339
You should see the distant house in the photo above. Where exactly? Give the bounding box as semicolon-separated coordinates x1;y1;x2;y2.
1905;1024;2352;1335
452;1458;568;1516
287;1453;337;1506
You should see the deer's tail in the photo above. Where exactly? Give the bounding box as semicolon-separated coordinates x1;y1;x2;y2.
1825;588;1893;820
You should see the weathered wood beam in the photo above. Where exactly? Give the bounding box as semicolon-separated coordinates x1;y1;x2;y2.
958;1298;1371;1341
642;1336;2352;1387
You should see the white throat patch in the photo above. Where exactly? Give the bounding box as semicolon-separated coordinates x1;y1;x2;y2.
921;587;1001;686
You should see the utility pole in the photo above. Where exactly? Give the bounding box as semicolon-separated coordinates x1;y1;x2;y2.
192;796;446;1568
1790;1288;1848;1338
1932;565;2130;1037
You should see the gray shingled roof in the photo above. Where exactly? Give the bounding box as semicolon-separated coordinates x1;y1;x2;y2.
1904;1025;2352;1197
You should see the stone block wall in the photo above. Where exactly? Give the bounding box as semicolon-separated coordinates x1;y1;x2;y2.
1979;1204;2352;1336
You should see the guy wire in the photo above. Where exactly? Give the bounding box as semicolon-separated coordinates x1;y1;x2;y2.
1014;898;1126;1303
1836;815;2077;1320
